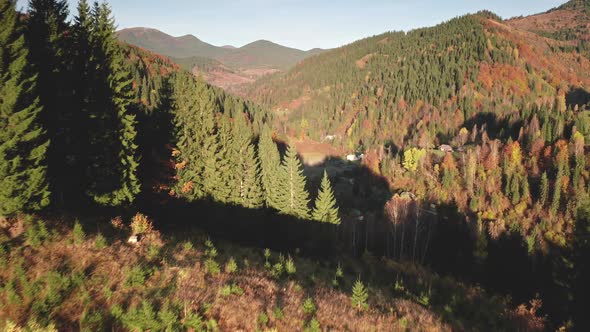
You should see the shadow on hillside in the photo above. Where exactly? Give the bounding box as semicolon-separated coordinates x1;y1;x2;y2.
462;112;522;141
143;155;397;259
566;86;590;108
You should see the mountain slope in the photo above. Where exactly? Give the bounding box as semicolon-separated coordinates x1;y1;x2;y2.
247;9;590;147
507;0;590;43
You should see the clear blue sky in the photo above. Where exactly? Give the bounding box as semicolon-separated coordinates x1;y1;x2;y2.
17;0;568;50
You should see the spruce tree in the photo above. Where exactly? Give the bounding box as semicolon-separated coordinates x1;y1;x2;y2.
239;143;264;209
351;278;369;311
25;0;71;206
277;145;310;219
0;0;50;216
212;116;234;203
68;0;93;204
228;112;263;208
197;78;222;199
85;2;140;206
258;125;281;209
312;170;341;224
171;72;205;200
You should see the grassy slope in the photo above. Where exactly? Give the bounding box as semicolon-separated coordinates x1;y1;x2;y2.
0;215;544;331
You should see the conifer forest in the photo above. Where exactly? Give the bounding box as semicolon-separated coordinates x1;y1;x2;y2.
1;0;590;330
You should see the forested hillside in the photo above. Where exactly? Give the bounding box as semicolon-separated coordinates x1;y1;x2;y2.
246;2;590;329
1;0;589;330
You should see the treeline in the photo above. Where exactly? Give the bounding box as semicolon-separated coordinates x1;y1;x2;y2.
0;0;341;225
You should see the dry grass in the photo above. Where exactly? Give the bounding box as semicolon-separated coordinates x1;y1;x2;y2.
0;215;545;331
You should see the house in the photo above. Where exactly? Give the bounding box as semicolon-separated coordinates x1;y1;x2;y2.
346;153;364;161
439;144;454;153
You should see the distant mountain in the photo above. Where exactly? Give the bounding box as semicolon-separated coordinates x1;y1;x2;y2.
117;27;326;93
117;27;324;71
117;27;229;59
216;39;317;70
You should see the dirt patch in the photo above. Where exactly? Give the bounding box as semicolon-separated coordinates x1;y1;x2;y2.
291;138;345;166
356;53;375;69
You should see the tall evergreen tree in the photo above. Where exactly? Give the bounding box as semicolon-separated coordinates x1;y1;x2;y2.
85;2;140;206
229;112;263;208
312;170;341;224
258;125;281;209
0;0;50;216
67;0;93;205
212;116;234;203
171;72;205;200
277;145;310;219
197;78;222;199
25;0;71;206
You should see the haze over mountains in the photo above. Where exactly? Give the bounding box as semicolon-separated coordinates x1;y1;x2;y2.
117;27;325;92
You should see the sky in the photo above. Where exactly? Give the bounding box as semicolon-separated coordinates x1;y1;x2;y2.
16;0;569;50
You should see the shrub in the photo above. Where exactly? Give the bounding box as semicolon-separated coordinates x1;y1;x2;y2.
130;213;153;235
332;264;343;287
125;266;148;287
351;279;369;311
80;309;104;332
304;318;321;332
257;312;269;327
25;220;50;248
225;257;238;274
285;256;296;275
204;239;220;275
182;241;193;251
204;258;220;276
220;283;243;297
273;306;284;320
302;297;316;316
270;262;284;279
184;312;204;330
146;244;160;261
73;221;85;244
94;233;107;249
264;248;271;269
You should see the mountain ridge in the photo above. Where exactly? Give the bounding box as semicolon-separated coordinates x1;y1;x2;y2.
117;27;325;70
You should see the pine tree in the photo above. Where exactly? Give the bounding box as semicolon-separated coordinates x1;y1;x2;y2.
277;145;310;219
0;0;50;216
258;125;281;209
350;278;368;311
312;170;341;224
85;2;140;206
25;0;71;206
